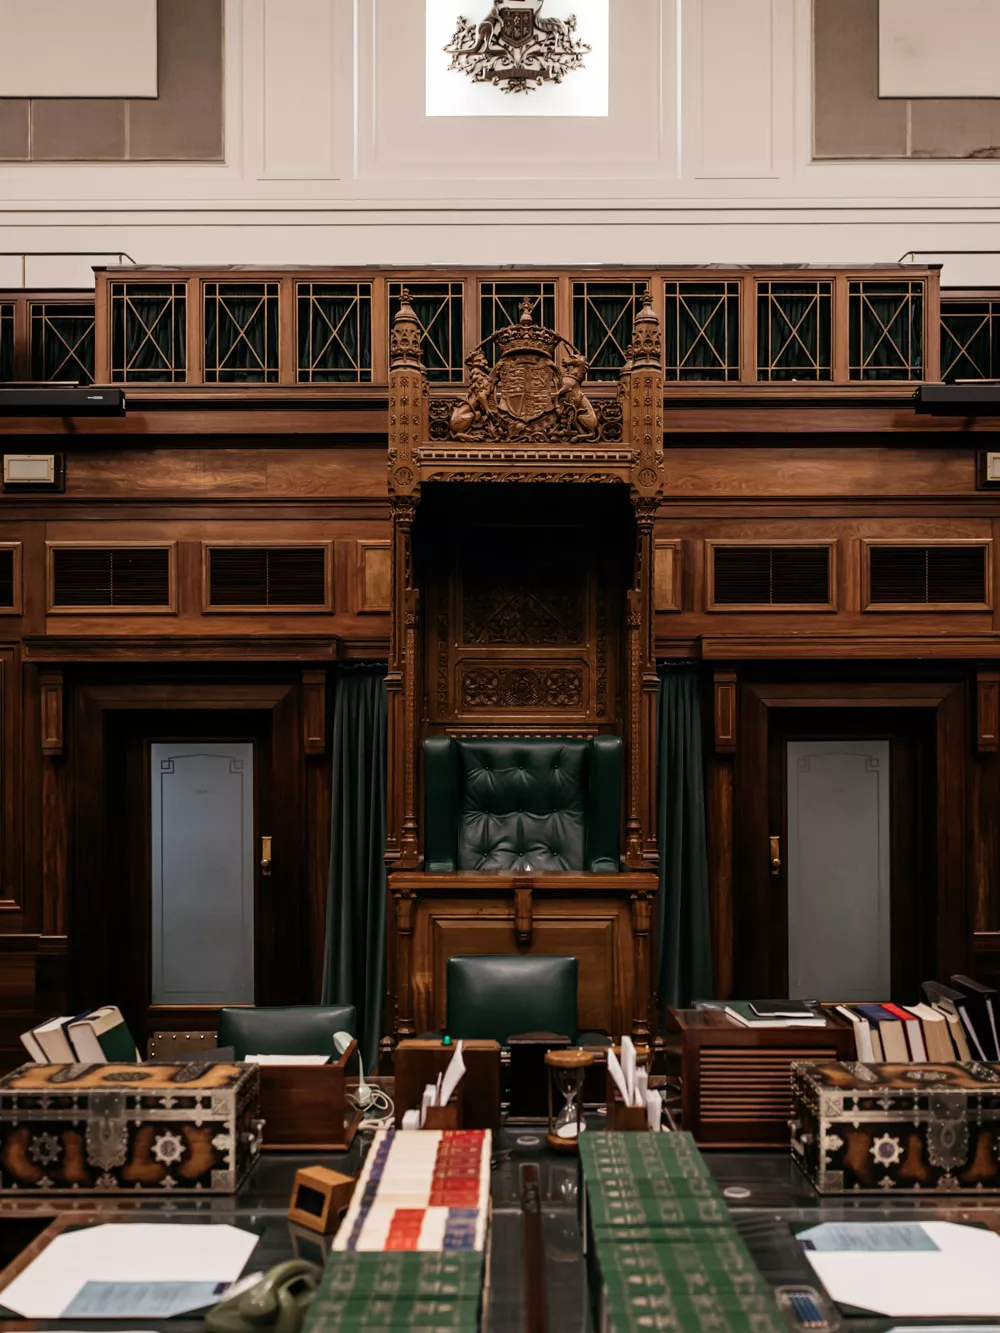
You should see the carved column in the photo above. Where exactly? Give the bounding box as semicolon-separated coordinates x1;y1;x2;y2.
394;888;418;1040
624;292;664;870
387;293;425;869
630;889;654;1057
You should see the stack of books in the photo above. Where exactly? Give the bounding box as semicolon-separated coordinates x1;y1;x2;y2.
579;1132;784;1333
20;1005;139;1064
305;1129;489;1329
833;975;1000;1064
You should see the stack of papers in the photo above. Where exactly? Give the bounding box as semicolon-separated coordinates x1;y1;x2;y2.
0;1223;258;1319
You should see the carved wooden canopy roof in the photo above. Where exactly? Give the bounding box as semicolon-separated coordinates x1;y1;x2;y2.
388;289;664;501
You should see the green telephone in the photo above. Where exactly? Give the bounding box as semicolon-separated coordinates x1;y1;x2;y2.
205;1260;323;1333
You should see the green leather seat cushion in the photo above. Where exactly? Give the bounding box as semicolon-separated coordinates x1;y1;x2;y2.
445;955;578;1044
217;1004;357;1061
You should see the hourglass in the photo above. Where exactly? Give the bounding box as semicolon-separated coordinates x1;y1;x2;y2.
545;1048;594;1152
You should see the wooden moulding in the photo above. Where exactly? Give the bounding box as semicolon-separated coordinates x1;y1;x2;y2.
258;1040;363;1152
288;1165;357;1235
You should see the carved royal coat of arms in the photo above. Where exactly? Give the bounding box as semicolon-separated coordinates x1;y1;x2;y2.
448;298;599;443
445;0;590;95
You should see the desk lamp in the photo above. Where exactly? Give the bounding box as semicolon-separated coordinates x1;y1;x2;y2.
333;1030;372;1108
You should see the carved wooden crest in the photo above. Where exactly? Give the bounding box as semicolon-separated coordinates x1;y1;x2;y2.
445;1;590;95
449;298;598;443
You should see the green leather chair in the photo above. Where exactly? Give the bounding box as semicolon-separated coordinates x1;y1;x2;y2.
217;1005;357;1060
423;736;621;873
445;955;579;1043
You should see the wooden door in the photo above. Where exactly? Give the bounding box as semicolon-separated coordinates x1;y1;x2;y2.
737;706;933;1000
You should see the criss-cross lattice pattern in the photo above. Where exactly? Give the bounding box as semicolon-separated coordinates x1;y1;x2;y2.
480;281;556;365
664;281;740;381
388;282;464;382
0;304;12;383
572;281;650;381
204;283;279;383
29;301;95;384
849;280;924;381
297;283;372;383
756;281;832;382
940;297;1000;382
111;282;187;383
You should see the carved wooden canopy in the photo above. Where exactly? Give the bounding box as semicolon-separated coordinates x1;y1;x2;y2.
388;289;665;501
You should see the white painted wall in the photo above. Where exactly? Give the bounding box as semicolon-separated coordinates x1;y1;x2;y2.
0;0;157;98
3;0;1000;286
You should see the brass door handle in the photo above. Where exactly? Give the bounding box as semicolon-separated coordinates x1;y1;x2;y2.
769;835;781;876
261;835;272;876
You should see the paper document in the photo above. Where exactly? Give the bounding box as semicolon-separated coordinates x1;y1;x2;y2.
620;1036;637;1105
800;1221;1000;1317
439;1040;466;1107
606;1047;629;1103
245;1054;330;1065
0;1223;259;1320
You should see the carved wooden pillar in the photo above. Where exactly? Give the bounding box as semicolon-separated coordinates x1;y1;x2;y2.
394;888;418;1039
387;292;426;869
623;292;664;870
630;888;654;1055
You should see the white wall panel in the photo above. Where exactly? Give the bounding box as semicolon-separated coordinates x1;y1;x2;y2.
690;0;778;178
0;0;157;98
879;0;1000;99
262;0;338;178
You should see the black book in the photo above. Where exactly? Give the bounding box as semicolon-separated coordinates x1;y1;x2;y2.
950;975;1000;1061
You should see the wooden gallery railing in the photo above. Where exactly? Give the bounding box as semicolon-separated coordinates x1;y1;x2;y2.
0;264;947;392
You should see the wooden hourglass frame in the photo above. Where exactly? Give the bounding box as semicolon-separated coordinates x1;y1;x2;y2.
545;1048;594;1152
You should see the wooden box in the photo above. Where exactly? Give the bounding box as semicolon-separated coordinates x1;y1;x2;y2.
792;1060;1000;1194
259;1042;363;1151
667;1008;855;1148
393;1040;501;1131
0;1062;260;1193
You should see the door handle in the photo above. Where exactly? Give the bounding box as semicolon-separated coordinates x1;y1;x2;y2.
261;835;272;877
769;835;781;877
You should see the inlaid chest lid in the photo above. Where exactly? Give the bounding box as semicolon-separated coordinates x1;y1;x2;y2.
796;1060;1000;1091
0;1062;249;1092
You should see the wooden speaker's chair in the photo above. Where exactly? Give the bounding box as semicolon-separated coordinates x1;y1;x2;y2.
423;736;621;873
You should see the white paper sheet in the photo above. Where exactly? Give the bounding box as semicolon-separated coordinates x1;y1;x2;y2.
439;1040;466;1108
0;1223;259;1320
620;1036;637;1106
245;1054;330;1065
801;1221;1000;1317
606;1047;629;1104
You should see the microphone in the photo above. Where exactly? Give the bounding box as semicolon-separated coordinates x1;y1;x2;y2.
333;1030;372;1108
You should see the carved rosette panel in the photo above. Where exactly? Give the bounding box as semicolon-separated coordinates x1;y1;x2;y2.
461;667;585;710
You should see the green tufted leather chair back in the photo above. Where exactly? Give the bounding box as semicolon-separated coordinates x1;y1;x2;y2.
445;955;578;1043
217;1004;357;1060
423;735;621;873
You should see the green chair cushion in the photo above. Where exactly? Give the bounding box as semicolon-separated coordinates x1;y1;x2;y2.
217;1005;357;1061
445;955;578;1044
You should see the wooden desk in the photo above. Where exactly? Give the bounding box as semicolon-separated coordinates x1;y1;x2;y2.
387;870;658;1049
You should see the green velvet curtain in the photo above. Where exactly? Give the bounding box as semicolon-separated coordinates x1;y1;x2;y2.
321;666;388;1072
656;665;713;1016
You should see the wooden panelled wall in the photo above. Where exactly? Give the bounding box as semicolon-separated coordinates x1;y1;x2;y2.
3;265;1000;1067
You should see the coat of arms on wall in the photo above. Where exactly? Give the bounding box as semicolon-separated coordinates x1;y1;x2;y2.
448;298;598;442
445;0;590;95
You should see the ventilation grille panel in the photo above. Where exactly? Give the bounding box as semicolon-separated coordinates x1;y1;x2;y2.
208;546;327;608
712;545;831;607
868;544;988;606
51;547;171;608
698;1047;839;1130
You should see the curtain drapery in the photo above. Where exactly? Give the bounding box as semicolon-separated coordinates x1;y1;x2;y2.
656;665;713;1016
321;666;387;1072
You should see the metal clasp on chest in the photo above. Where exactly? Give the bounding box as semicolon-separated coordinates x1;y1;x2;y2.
86;1091;128;1171
927;1092;968;1170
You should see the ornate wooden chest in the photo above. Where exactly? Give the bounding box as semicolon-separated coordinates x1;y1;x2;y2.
791;1061;1000;1194
0;1062;262;1194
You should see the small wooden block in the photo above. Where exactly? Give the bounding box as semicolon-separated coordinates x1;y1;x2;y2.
422;1097;461;1130
288;1165;356;1234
